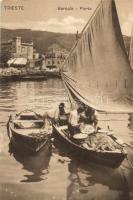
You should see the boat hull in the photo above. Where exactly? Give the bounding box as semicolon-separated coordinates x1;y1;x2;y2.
10;127;51;153
7;110;52;153
53;125;126;168
20;75;47;81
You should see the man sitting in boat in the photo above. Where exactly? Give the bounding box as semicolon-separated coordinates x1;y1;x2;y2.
80;106;98;128
54;103;68;126
68;106;84;137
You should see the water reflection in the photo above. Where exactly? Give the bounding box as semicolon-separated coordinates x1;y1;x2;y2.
0;79;133;200
8;140;52;183
67;160;130;200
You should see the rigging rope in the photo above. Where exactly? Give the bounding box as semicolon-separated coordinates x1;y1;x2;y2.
125;155;133;170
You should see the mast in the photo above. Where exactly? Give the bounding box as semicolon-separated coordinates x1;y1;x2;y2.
129;25;133;70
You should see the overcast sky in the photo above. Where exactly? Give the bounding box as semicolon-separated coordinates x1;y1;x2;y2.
1;0;133;35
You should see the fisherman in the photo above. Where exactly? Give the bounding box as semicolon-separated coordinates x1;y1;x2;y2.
80;106;98;128
54;102;68;126
43;102;68;126
68;106;84;137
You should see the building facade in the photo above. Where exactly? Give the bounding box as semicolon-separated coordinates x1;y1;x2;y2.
45;43;68;70
1;37;33;66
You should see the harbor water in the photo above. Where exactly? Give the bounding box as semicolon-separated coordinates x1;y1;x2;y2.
0;78;133;200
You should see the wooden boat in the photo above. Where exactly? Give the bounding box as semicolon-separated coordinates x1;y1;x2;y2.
55;0;133;167
20;70;47;81
7;109;52;153
20;74;47;81
53;124;127;168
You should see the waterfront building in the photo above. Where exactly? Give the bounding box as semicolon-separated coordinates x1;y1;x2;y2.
1;37;34;67
45;43;69;70
1;37;33;59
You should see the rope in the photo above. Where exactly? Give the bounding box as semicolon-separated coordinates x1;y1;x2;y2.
7;115;12;139
126;155;133;170
124;143;133;149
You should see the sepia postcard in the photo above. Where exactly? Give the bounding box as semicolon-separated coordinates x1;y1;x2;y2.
0;0;133;200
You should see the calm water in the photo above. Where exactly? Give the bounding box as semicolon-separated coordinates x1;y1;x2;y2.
0;78;133;200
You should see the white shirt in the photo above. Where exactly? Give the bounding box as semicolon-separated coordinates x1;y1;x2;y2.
68;109;80;126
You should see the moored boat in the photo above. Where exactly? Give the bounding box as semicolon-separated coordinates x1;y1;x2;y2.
7;109;52;153
20;74;47;81
54;0;133;168
53;124;127;168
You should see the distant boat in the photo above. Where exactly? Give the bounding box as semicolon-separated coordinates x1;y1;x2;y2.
20;74;47;81
45;65;60;77
0;69;47;82
7;110;52;153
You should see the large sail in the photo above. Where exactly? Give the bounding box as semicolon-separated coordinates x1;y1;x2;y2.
62;0;133;113
129;26;133;70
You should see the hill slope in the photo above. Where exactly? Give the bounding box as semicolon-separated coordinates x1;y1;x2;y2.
0;28;131;54
1;28;76;53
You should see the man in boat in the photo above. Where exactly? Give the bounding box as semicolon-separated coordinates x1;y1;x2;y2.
80;106;98;128
54;103;68;126
68;106;84;137
43;102;68;126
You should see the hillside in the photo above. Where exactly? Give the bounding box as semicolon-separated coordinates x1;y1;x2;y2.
0;28;131;54
0;28;76;53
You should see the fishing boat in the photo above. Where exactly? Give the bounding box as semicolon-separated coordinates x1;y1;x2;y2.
53;0;133;167
7;110;52;153
53;124;127;168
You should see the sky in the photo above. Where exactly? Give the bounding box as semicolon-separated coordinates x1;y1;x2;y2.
0;0;133;36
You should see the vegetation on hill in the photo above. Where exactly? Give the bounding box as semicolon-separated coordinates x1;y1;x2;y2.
1;28;76;53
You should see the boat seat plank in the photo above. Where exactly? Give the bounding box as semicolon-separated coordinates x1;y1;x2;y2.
12;128;46;135
13;119;44;123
